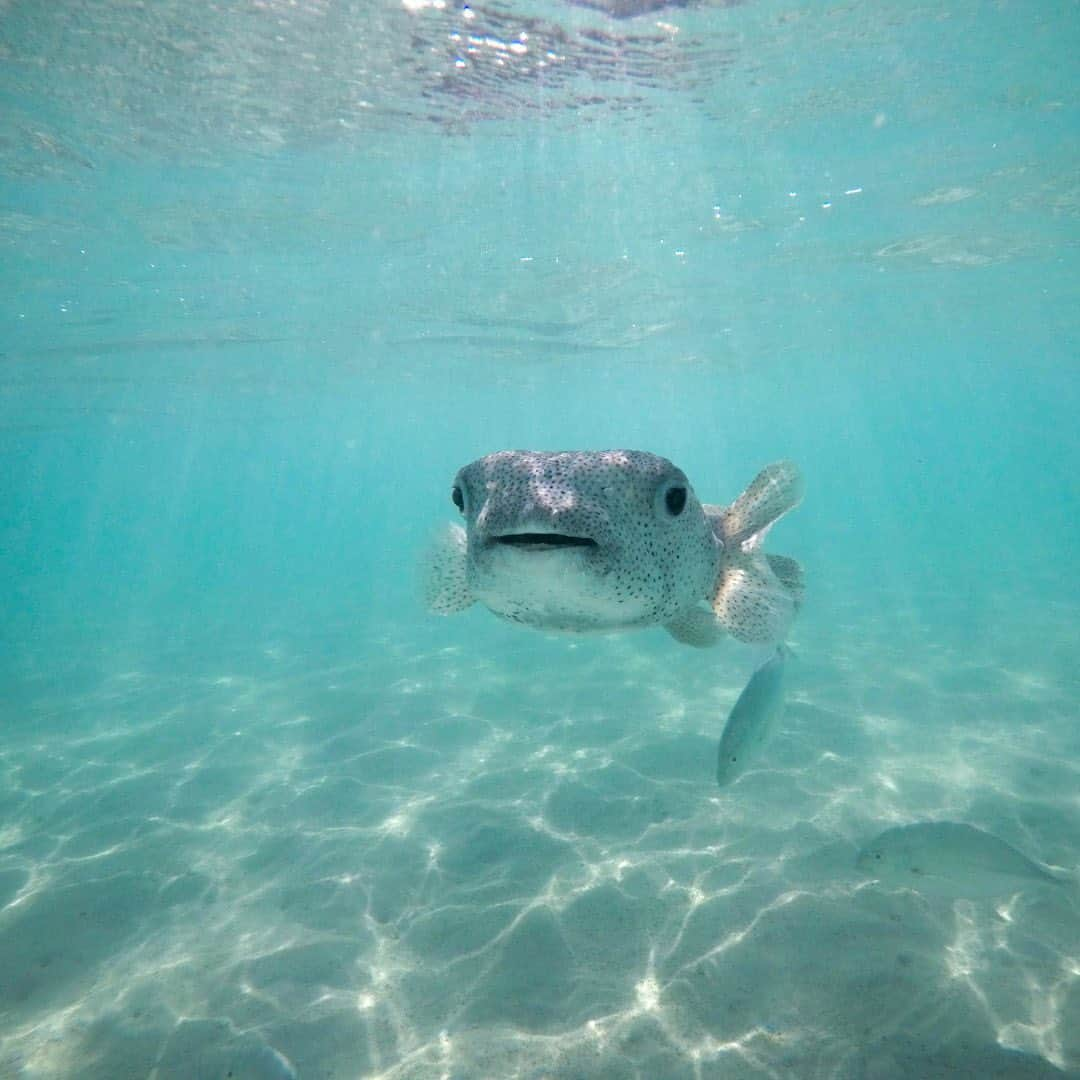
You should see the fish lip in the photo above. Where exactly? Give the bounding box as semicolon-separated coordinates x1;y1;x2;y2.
493;532;598;550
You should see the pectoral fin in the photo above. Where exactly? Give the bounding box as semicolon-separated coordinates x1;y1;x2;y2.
421;523;474;614
721;460;804;549
711;551;797;644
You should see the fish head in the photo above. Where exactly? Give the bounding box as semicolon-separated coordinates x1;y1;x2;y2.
449;450;718;632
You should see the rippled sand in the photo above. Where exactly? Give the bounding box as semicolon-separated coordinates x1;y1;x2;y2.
1;591;1077;1079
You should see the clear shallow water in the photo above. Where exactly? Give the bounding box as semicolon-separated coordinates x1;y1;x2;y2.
1;1;1079;1077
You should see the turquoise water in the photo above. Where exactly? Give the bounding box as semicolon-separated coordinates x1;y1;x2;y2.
2;0;1079;1076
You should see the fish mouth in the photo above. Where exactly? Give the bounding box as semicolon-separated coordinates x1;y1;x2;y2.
493;532;597;550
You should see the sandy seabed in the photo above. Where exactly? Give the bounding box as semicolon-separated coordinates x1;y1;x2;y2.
1;589;1077;1079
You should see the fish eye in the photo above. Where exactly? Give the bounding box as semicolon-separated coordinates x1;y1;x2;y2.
654;473;690;521
451;485;465;513
665;486;687;516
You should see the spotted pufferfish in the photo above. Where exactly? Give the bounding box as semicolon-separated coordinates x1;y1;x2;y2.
423;450;803;647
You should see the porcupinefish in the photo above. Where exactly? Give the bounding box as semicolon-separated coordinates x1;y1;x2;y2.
423;450;804;647
856;822;1072;899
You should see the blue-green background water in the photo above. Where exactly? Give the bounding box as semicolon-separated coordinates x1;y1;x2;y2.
2;1;1078;1077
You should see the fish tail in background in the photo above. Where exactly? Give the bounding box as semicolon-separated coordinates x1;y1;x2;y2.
744;639;794;670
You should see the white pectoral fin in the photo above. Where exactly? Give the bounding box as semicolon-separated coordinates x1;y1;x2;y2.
664;605;725;647
711;552;797;645
421;523;474;614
